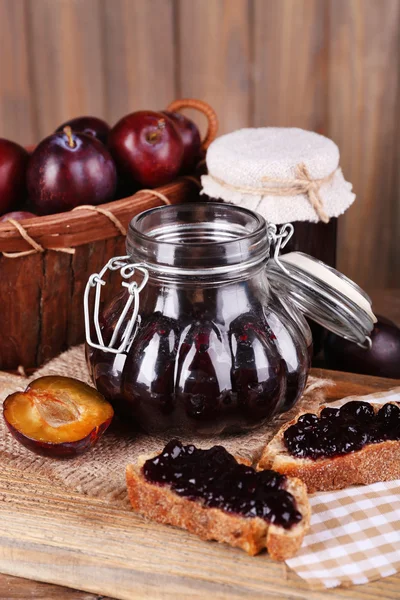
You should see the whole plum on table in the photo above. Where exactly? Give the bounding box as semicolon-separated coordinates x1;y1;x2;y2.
27;126;117;215
324;315;400;379
108;110;184;188
55;115;110;145
3;376;114;457
0;138;29;214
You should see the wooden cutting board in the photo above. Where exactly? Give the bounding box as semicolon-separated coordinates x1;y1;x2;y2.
1;368;400;600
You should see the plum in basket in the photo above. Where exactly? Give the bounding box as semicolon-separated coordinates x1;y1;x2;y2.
108;110;184;188
162;110;201;172
0;138;29;214
0;211;37;222
27;126;117;215
55;115;110;145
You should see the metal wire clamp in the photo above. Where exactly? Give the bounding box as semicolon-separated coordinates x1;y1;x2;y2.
84;255;149;354
267;223;294;275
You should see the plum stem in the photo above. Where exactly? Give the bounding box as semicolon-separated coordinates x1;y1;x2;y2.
146;130;161;144
146;119;166;144
63;126;76;148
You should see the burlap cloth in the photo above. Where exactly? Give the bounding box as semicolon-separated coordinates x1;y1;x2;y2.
0;345;332;508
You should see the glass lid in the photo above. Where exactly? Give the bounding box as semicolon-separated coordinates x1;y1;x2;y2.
267;227;376;348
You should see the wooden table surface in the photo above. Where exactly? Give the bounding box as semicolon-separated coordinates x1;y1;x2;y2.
1;289;399;599
1;368;399;599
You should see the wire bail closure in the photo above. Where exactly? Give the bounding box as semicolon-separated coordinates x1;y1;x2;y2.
267;223;294;274
84;255;149;354
267;226;374;350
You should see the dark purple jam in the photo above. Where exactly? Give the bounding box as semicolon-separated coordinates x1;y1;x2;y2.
284;401;400;459
88;273;310;434
143;440;302;529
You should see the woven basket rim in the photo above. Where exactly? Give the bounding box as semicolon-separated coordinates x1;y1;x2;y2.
0;98;218;255
0;178;199;254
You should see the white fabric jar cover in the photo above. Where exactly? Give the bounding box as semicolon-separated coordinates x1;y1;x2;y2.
201;127;355;224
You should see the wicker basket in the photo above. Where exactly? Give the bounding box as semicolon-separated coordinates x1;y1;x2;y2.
0;99;218;370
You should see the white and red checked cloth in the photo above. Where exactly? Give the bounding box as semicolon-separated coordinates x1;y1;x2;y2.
286;387;400;588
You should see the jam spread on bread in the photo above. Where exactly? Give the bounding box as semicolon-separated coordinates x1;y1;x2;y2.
284;401;400;459
143;440;302;528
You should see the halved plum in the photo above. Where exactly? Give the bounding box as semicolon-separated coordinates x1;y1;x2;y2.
3;376;114;457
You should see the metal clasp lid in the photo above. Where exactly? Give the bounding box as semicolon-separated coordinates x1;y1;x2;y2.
266;225;375;349
84;255;149;354
267;222;294;275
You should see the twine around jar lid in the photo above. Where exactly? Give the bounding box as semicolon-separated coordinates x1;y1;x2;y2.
201;127;356;224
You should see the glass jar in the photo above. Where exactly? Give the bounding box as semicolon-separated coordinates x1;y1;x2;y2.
85;203;373;435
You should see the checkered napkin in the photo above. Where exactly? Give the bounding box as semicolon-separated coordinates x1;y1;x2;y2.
286;387;400;588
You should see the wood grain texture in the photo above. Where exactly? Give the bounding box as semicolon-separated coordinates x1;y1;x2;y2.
329;0;400;289
0;573;111;599
0;179;198;252
0;0;37;145
0;0;399;292
101;0;176;123
0;252;43;368
252;0;337;266
0;179;199;369
36;250;72;366
178;0;251;136
312;368;400;400
27;0;106;139
253;0;328;131
0;369;399;600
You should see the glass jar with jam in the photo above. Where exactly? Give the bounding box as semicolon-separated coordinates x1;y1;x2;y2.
85;203;374;435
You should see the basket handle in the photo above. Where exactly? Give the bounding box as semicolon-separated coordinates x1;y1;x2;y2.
166;98;218;152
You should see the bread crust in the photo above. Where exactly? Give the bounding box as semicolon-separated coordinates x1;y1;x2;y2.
126;454;310;560
257;402;400;493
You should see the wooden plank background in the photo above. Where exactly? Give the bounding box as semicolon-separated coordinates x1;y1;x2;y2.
0;0;399;292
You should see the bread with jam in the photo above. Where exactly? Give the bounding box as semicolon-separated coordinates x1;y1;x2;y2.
126;440;310;560
258;400;400;493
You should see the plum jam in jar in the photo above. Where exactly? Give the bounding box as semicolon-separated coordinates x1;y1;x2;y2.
85;203;374;435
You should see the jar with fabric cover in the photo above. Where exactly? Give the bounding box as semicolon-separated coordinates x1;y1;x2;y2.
201;127;356;267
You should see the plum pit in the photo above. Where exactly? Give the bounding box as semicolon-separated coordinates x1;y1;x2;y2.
31;389;81;428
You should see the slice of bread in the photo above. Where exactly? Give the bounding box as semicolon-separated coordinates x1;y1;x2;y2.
257;402;400;493
126;452;310;561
